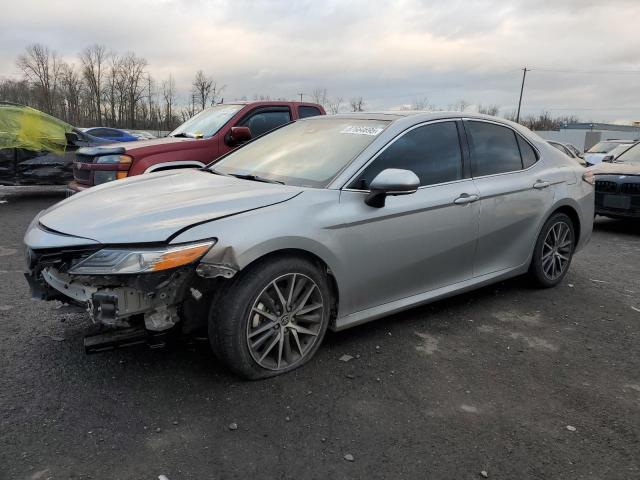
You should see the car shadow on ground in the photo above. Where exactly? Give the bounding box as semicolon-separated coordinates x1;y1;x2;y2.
594;216;640;235
55;274;533;383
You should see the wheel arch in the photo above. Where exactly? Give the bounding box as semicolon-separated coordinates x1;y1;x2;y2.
144;161;205;173
551;204;581;243
239;247;341;322
525;200;583;269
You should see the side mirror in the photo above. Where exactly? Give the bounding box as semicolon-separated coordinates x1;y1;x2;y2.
602;155;613;163
365;168;420;208
225;126;252;146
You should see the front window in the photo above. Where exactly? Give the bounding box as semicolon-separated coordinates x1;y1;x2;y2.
616;143;640;164
351;122;463;189
211;118;390;187
169;104;243;138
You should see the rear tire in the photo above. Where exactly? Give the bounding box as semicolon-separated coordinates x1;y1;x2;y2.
529;212;575;288
209;255;331;379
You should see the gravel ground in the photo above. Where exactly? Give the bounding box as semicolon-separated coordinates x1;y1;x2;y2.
1;190;639;480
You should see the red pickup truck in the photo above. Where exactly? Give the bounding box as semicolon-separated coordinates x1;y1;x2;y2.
68;101;325;192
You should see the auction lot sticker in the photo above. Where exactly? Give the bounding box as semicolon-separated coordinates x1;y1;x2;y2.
340;126;385;136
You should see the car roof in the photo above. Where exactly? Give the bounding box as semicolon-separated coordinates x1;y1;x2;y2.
306;111;532;135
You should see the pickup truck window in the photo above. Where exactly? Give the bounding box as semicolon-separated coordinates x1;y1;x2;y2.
298;106;322;119
242;110;292;138
169;104;243;138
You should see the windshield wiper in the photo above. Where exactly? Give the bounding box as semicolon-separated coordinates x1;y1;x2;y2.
229;173;284;185
207;168;232;177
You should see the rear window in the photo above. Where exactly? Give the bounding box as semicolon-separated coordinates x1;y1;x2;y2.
298;106;322;119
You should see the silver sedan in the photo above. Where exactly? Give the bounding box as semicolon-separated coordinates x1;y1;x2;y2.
24;112;595;378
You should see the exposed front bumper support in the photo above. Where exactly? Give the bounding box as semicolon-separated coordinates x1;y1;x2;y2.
34;266;193;331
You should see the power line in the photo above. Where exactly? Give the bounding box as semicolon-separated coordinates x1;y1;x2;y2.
530;67;640;75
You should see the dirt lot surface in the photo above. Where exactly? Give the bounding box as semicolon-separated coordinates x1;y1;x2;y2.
1;190;639;480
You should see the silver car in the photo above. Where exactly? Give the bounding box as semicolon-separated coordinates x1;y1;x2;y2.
24;112;595;378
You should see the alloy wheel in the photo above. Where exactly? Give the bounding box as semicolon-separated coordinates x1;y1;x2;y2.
246;273;325;371
541;221;573;281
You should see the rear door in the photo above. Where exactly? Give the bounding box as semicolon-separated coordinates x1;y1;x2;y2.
464;120;553;276
337;120;480;315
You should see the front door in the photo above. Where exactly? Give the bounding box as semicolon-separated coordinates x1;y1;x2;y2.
336;120;480;316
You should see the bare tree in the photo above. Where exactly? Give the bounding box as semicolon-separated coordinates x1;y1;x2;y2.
192;70;224;111
162;74;177;130
121;52;147;128
79;44;107;124
59;63;82;125
449;99;470;112
327;96;343;114
16;44;64;114
409;97;434;110
477;104;500;116
349;97;365;112
311;87;328;107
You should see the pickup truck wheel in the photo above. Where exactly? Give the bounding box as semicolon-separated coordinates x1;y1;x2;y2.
529;212;575;288
209;256;331;379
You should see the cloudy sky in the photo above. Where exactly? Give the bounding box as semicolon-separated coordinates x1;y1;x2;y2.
2;0;639;121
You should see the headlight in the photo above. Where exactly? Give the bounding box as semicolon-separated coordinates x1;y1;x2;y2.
96;154;132;165
93;171;118;185
68;241;215;275
582;170;595;185
94;155;132;184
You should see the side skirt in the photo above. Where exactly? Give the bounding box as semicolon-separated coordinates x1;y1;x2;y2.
332;264;528;331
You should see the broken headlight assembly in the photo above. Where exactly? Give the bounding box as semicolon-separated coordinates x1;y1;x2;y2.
68;240;215;275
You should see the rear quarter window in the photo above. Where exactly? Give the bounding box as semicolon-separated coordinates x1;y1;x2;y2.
517;135;539;168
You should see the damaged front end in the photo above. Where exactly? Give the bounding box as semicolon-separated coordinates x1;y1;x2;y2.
25;240;222;337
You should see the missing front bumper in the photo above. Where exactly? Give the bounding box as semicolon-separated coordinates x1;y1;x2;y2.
30;266;194;331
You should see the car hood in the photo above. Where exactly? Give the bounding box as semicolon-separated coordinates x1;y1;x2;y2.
38;170;303;244
584;152;606;164
121;136;200;154
590;162;640;176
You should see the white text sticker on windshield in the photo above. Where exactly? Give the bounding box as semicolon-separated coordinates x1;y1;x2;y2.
340;126;384;136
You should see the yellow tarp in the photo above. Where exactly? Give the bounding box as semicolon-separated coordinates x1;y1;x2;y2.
0;104;73;154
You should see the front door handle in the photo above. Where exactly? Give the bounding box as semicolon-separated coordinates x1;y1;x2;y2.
454;193;479;205
533;180;550;189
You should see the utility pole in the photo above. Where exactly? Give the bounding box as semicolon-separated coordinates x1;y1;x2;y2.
298;92;304;102
516;67;529;123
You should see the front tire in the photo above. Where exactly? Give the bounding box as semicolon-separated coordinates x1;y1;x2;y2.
209;255;331;379
529;212;575;288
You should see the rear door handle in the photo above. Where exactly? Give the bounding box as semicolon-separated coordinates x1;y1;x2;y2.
454;193;479;205
533;180;550;189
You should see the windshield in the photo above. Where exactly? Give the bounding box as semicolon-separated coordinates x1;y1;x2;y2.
607;144;634;159
169;104;243;138
616;143;640;164
587;141;623;154
211;117;390;187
